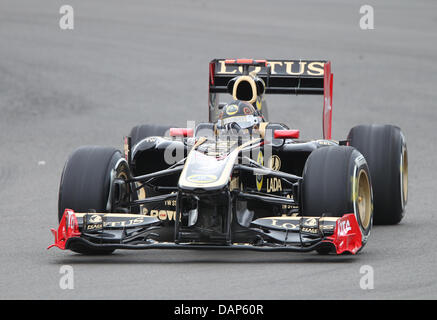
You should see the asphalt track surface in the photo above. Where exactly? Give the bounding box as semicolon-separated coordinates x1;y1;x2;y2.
0;0;436;299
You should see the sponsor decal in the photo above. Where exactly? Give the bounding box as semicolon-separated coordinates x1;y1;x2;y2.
187;174;218;184
265;155;282;193
84;215;152;230
354;155;366;167
323;224;335;231
147;209;177;221
338;219;352;237
103;217;147;228
282;194;296;210
255;217;337;233
85;214;103;231
217;60;325;76
143;137;157;143
301;227;319;234
304;218;317;227
266;178;282;193
316;139;334;146
225;104;239;116
86;224;103;231
76;213;159;232
268;155;281;171
165;199;177;207
89;215;102;223
271;219;299;230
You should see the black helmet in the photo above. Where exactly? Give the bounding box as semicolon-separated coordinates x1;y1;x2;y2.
217;100;263;133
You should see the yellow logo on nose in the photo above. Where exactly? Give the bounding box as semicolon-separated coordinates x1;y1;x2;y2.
226;104;239;116
187;174;218;184
89;215;102;223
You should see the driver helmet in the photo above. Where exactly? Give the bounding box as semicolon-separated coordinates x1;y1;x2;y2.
217;100;263;133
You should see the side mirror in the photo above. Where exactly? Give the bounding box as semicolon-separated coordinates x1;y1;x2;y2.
273;130;300;139
169;128;194;137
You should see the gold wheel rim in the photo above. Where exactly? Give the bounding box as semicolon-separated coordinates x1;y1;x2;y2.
402;148;408;204
357;169;372;229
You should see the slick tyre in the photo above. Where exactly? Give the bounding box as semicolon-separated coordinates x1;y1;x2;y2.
302;146;373;254
129;124;173;203
129;124;172;147
58;146;130;255
348;125;408;225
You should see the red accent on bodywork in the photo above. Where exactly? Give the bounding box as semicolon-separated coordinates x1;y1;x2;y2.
274;129;300;139
47;209;81;250
224;59;268;67
123;136;129;161
169;128;194;137
225;59;252;65
209;61;215;85
208;62;214;122
323;61;333;140
325;214;362;254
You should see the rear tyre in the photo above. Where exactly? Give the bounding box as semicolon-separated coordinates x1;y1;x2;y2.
58;146;130;255
301;146;373;254
129;124;172;147
348;125;407;225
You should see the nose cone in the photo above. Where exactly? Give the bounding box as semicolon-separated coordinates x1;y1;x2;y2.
178;149;238;191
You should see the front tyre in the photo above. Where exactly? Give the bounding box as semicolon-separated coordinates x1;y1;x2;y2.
301;146;373;253
58;146;130;255
129;124;172;147
348;125;408;225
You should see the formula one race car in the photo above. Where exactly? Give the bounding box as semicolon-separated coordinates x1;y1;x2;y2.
49;59;408;255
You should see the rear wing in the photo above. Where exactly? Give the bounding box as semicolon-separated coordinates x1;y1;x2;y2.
208;59;333;139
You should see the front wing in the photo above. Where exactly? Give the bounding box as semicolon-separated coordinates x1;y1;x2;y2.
48;209;363;255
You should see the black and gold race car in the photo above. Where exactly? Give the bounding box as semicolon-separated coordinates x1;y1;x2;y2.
49;59;408;255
